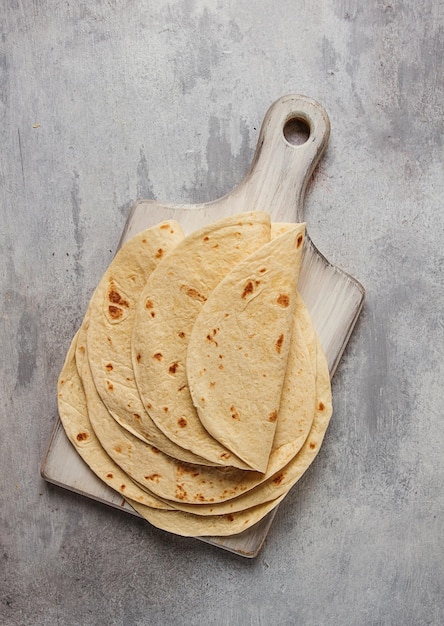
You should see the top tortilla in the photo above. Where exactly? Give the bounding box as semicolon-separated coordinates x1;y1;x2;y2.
186;224;306;472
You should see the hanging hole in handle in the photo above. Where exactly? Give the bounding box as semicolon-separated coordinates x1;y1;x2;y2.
283;116;311;146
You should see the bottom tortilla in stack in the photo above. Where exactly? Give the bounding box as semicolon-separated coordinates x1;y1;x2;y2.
57;213;333;538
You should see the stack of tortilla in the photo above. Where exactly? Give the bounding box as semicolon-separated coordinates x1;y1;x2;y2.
57;212;332;538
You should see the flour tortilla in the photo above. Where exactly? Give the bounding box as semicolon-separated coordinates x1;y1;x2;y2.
126;493;286;537
132;212;271;469
155;332;331;516
85;222;214;466
75;298;329;508
160;294;317;516
187;225;306;472
57;330;172;510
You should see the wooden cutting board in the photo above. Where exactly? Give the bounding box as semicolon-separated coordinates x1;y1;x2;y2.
41;94;365;557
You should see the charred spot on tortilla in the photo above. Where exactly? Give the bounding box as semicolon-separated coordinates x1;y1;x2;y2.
276;294;290;307
268;410;278;423
108;305;123;320
168;362;179;374
230;406;240;421
241;281;254;299
276;334;284;354
76;432;88;441
180;285;207;302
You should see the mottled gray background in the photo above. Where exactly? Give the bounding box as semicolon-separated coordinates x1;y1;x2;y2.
1;1;443;625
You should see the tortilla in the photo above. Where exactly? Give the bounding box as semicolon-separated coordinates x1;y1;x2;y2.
75;299;329;509
57;330;172;510
131;212;271;469
57;213;333;539
85;222;214;466
126;493;285;537
186;224;306;472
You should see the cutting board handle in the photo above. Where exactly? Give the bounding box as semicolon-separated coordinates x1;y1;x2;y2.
231;94;330;222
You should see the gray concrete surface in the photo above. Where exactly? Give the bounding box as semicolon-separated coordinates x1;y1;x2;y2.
1;1;443;625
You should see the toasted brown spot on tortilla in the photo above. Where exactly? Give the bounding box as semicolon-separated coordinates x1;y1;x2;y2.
108;305;123;320
133;413;140;420
145;299;153;309
76;432;88;441
175;484;187;500
145;474;161;482
160;223;170;230
178;417;187;428
309;442;316;449
220;451;231;459
209;381;216;389
180;285;207;302
153;352;163;361
206;333;218;347
276;293;290;307
107;336;112;344
297;233;304;248
120;484;126;491
223;312;230;318
318;401;326;411
155;248;164;259
226;514;235;522
178;331;185;338
163;406;169;413
107;381;114;391
230;405;240;421
169;362;179;374
268;409;278;423
178;384;187;391
105;363;113;371
136;353;141;362
146;402;152;409
106;473;113;479
276;333;284;354
218;364;224;370
273;473;284;485
109;288;129;307
114;446;122;454
241;281;254;299
203;236;210;242
259;267;267;273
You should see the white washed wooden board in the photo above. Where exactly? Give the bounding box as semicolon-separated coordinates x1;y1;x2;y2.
41;95;365;558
